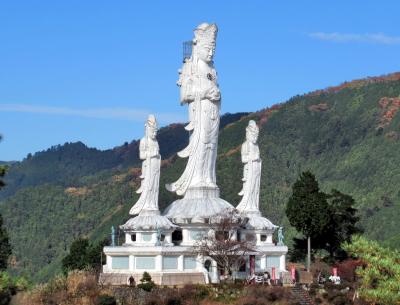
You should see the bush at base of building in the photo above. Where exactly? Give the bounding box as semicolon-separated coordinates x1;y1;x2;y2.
137;272;156;292
14;272;312;305
238;286;299;305
18;270;105;305
96;294;117;305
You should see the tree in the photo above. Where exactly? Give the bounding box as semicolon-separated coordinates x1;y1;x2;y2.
61;237;107;274
193;209;254;280
324;189;361;258
343;235;400;305
0;144;11;271
62;238;89;273
289;189;362;262
0;166;5;189
0;215;11;271
137;271;156;291
286;171;330;271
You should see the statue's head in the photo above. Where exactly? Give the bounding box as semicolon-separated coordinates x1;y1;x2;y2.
145;114;158;140
193;23;218;63
246;120;259;144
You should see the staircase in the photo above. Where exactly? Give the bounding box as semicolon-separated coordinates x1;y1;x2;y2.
291;284;315;305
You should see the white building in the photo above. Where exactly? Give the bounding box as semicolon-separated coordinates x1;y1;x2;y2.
100;23;287;286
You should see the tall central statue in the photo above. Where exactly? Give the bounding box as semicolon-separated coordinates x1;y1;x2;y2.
166;23;221;196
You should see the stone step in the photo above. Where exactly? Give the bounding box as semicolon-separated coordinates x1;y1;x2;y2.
291;285;315;305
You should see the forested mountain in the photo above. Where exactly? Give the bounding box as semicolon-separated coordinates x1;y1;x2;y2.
1;73;400;282
0;112;247;201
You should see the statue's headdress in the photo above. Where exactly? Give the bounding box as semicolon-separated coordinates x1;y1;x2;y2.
146;114;158;131
193;23;218;47
246;120;259;138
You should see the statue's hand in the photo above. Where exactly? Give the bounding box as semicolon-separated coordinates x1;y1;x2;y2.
180;79;195;104
204;87;221;101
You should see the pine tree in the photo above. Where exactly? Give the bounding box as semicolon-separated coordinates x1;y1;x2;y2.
343;236;400;305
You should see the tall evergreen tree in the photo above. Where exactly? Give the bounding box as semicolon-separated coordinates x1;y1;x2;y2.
324;189;361;258
0;166;5;189
286;171;330;271
61;237;90;273
0;135;5;190
0;138;12;270
289;189;361;261
62;237;107;274
0;214;12;271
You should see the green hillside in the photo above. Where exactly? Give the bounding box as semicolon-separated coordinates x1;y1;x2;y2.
1;74;400;282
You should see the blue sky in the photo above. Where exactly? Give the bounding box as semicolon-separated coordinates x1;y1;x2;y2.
1;1;399;161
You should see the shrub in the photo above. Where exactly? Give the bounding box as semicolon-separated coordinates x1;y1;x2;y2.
238;286;295;305
66;270;97;296
96;294;117;305
332;295;350;305
137;272;156;292
179;284;210;303
145;298;160;305
335;259;362;282
165;295;182;305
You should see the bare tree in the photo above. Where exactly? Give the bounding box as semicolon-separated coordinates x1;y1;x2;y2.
193;209;255;281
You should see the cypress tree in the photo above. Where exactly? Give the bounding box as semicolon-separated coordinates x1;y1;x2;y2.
286;171;330;271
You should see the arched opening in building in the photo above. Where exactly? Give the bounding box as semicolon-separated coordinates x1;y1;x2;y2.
204;259;212;272
172;229;183;246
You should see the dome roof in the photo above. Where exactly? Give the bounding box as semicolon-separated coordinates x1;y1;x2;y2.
163;197;234;223
120;215;177;231
243;214;277;231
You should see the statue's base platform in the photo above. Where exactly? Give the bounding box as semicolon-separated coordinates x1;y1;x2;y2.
99;271;206;286
163;186;234;223
101;244;288;286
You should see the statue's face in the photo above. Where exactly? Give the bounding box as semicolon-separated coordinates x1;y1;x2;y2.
149;127;157;140
247;130;258;144
196;43;215;63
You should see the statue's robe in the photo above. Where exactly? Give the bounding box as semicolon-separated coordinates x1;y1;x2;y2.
129;137;161;215
236;141;261;213
167;57;220;196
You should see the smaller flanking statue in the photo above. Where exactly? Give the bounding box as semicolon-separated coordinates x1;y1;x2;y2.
236;120;261;214
129;115;161;215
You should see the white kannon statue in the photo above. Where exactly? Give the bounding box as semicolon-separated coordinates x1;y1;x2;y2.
236;120;262;214
166;23;221;196
129;114;161;215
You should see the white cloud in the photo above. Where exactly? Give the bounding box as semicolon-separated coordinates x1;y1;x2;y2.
0;103;186;124
308;32;400;45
